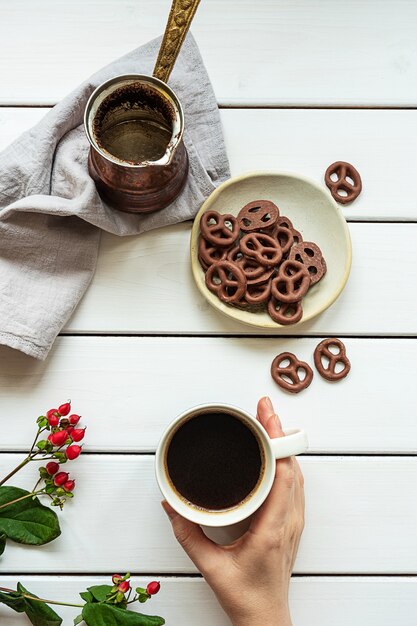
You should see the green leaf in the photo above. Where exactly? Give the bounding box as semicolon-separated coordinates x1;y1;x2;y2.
0;486;61;545
17;583;62;626
53;453;67;463
0;589;26;612
74;615;84;626
36;440;48;450
86;585;113;602
37;416;48;427
39;467;49;479
80;591;94;603
0;531;6;555
135;588;146;595
82;603;165;626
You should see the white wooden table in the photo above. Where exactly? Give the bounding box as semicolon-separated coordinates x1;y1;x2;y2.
1;1;417;624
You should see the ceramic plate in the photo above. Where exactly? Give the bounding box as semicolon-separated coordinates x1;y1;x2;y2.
190;171;352;329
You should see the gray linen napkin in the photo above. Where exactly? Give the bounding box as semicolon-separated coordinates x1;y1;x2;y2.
0;33;230;360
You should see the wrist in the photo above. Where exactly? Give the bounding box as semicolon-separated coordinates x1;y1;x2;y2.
231;602;291;626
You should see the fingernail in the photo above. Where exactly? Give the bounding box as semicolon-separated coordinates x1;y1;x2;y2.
161;500;175;520
264;396;274;411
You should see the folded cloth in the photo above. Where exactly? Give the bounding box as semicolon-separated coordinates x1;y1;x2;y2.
0;33;230;360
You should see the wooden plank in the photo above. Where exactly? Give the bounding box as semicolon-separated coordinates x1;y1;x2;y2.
2;108;417;221
1;576;417;626
0;336;415;454
0;455;416;573
62;222;417;335
1;1;417;106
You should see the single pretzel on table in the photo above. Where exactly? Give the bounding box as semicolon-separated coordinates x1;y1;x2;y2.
271;352;313;393
314;338;351;381
324;161;362;205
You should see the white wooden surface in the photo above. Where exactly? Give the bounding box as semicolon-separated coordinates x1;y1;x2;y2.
2;577;417;626
1;1;417;623
63;222;417;335
1;1;417;106
0;337;415;454
2;455;417;574
1;107;417;221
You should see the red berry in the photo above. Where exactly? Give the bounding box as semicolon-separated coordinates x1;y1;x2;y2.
71;428;85;442
50;429;69;447
66;444;82;460
48;414;60;427
118;581;130;593
69;414;80;425
112;574;122;585
63;479;75;492
67;426;74;434
58;402;71;416
47;434;54;442
45;462;60;476
54;471;69;487
146;581;160;595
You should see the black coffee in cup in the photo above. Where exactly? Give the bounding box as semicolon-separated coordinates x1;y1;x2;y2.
165;411;264;511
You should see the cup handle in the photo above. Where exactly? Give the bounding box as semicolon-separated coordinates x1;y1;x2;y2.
270;428;308;459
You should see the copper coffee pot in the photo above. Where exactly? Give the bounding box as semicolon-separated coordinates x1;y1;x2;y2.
84;0;201;213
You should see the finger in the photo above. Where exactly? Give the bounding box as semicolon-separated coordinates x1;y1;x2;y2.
256;396;284;438
289;462;305;570
161;501;219;572
250;455;296;536
251;397;295;535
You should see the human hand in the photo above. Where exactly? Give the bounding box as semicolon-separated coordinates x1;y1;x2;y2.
162;397;305;626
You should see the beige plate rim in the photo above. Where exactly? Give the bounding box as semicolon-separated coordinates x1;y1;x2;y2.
190;170;352;329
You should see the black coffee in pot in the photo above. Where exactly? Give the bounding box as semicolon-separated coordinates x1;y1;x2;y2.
166;412;264;511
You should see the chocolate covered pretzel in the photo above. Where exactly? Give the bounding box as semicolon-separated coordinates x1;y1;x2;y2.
198;236;229;269
238;200;279;232
273;225;294;256
267;298;303;325
245;280;272;305
289;241;327;285
271;260;310;303
325;161;362;205
200;210;240;247
205;260;246;304
271;352;313;393
314;338;351;381
240;233;282;267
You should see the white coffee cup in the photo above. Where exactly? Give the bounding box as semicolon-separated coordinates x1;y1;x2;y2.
155;403;308;528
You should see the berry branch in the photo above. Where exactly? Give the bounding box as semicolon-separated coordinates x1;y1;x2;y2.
0;574;164;625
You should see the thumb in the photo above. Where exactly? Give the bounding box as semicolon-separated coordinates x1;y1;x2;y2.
161;501;218;571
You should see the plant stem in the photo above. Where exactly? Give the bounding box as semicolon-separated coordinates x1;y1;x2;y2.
0;587;83;608
0;458;30;487
0;426;48;486
29;427;42;455
0;490;42;511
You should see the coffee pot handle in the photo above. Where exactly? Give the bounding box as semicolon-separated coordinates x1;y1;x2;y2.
270;429;309;459
153;0;201;84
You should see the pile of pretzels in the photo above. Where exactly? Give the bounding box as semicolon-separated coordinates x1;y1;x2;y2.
198;200;326;325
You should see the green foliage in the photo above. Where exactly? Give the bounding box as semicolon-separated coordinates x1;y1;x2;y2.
0;532;6;555
0;486;60;545
86;586;113;603
0;583;62;626
82;603;165;626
